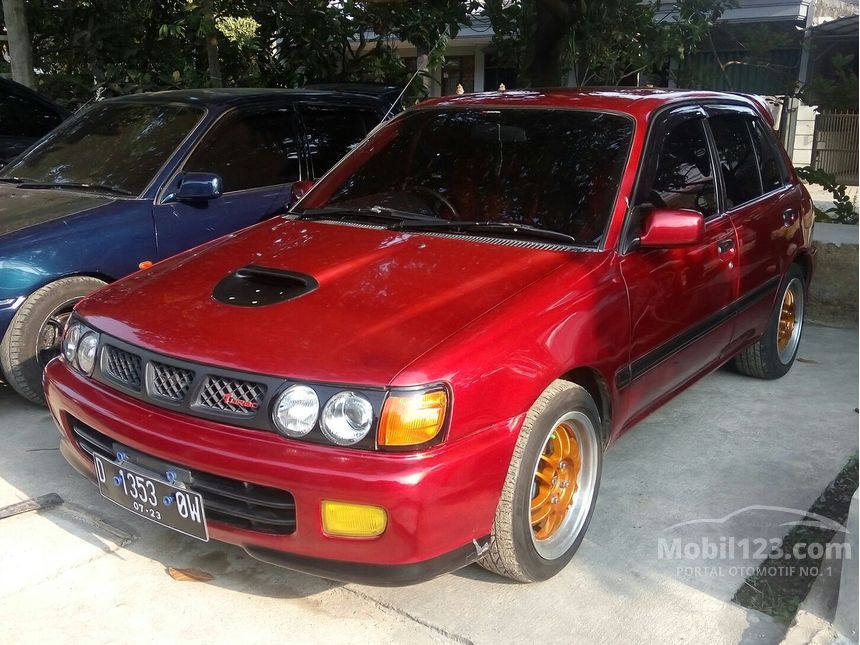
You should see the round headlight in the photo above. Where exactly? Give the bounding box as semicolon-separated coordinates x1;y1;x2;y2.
321;391;374;446
62;324;81;363
76;332;99;375
272;385;319;438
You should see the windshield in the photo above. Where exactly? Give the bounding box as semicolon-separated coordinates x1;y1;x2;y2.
1;102;204;196
301;108;634;245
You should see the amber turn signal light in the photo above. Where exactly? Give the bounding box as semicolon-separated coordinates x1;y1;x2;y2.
378;389;448;447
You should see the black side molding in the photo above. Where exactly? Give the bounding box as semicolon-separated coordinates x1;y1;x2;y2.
618;276;781;389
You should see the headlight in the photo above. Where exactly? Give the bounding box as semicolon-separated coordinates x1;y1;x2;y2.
62;323;82;363
272;385;319;438
76;332;99;375
321;391;373;446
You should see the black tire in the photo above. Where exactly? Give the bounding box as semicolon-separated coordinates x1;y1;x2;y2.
733;265;805;380
479;380;603;582
0;276;106;405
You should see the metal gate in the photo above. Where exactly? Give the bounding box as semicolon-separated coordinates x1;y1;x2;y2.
812;110;859;184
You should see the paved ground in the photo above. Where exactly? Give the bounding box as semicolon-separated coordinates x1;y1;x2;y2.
0;324;856;645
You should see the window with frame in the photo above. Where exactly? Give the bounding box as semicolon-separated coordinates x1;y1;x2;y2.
184;107;300;192
644;117;717;218
709;114;764;208
301;107;377;180
750;119;786;192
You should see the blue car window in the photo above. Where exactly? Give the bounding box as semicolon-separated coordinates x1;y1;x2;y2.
1;102;203;196
183;107;300;192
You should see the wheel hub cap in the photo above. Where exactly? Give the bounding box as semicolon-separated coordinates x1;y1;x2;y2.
777;288;796;354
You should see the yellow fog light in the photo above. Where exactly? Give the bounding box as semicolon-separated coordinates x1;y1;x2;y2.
321;500;387;537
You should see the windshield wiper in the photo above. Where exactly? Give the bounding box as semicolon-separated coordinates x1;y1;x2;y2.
391;220;577;245
17;181;133;196
0;176;32;184
295;205;443;224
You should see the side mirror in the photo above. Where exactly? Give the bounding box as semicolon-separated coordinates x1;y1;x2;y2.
287;180;315;209
175;172;222;202
638;208;705;248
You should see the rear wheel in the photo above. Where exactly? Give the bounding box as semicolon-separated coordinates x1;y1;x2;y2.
734;265;805;379
480;381;602;582
1;277;106;405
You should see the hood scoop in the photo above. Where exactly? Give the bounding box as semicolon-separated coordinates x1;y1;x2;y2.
213;265;319;307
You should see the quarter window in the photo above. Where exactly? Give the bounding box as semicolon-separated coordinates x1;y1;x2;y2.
185;108;300;192
750;119;785;192
646;118;717;218
709;115;763;208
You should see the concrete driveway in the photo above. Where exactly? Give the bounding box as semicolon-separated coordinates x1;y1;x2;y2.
0;324;856;645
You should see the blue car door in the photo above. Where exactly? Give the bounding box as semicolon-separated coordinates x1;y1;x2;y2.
152;103;302;259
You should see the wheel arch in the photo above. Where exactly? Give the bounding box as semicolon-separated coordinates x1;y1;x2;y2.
557;366;613;447
792;250;814;290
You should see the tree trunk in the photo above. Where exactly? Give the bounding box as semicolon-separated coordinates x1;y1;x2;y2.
1;0;36;89
526;0;580;87
201;0;222;87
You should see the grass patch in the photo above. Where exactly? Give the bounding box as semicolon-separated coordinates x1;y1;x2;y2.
732;454;858;622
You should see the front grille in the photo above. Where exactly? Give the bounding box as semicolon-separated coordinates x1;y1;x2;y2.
70;418;297;535
197;376;266;415
150;361;194;402
104;346;143;391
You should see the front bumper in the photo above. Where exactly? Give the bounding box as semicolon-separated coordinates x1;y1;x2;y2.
45;359;521;585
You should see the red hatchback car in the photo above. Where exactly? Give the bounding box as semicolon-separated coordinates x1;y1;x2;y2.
45;89;814;585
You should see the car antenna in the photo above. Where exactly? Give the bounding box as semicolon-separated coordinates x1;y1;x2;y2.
371;29;450;129
74;86;105;113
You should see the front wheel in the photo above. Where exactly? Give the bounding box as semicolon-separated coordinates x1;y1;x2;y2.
479;381;603;582
1;276;106;405
734;265;805;379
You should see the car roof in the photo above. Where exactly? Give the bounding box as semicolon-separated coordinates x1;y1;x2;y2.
99;87;387;109
416;87;763;120
0;76;70;116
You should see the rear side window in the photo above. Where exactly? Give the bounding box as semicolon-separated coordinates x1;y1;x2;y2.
301;107;378;179
709;115;763;208
0;93;62;138
750;119;786;192
185;107;300;192
647;118;717;218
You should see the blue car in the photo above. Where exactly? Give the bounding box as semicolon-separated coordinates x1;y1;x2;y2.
0;88;387;403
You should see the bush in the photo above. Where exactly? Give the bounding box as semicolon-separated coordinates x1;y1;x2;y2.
795;166;859;225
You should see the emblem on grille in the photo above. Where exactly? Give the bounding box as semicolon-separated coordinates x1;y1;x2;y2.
222;392;259;409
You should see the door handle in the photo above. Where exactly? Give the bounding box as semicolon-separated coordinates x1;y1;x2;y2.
717;239;735;255
783;209;799;227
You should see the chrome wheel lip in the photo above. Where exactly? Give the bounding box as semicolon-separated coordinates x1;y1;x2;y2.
777;278;804;365
529;410;599;561
34;298;79;368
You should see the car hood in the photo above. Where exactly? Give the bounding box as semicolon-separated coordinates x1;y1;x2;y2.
0;183;114;237
78;218;574;385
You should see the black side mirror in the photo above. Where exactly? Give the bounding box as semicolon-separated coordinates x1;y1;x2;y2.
174;172;222;202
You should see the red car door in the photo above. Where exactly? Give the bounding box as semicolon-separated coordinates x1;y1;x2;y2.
706;108;802;349
618;107;739;425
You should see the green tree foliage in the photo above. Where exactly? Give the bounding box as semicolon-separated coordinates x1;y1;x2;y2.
0;0;474;104
482;0;736;87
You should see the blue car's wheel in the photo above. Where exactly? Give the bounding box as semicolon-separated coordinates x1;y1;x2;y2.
1;276;106;405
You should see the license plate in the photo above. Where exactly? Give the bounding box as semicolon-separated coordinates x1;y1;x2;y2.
93;454;208;541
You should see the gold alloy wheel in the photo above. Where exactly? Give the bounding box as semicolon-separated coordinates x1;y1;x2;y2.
777;287;796;354
531;423;581;541
776;277;804;365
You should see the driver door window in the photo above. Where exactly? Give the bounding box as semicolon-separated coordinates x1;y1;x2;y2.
184;107;300;193
647;118;717;218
